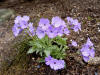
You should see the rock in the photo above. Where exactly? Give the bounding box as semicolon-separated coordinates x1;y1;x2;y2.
0;9;14;25
0;30;26;73
0;19;29;74
88;57;100;65
96;22;100;32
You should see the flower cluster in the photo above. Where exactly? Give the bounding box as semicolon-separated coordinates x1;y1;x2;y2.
67;17;81;32
12;16;35;37
12;16;81;39
45;56;65;70
36;16;70;39
12;15;84;71
80;38;95;62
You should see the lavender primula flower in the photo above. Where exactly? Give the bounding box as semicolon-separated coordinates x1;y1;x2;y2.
81;49;90;57
22;16;30;22
56;26;64;36
49;59;60;70
39;18;50;30
51;16;66;27
72;23;81;32
72;19;78;25
14;16;30;29
14;16;22;24
45;56;53;62
57;60;65;69
66;17;71;23
36;27;45;39
82;49;95;62
46;26;57;38
14;16;29;24
64;28;70;35
80;45;89;52
71;40;77;47
12;24;22;36
66;17;74;25
85;38;93;47
83;56;89;62
45;56;65;70
80;38;95;62
81;45;91;57
20;21;28;29
45;56;54;65
67;17;81;32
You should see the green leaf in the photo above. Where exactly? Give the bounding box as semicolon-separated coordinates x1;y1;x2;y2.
36;50;40;54
48;46;58;50
34;41;42;48
51;47;66;59
29;41;34;46
54;36;67;45
39;52;43;56
62;45;68;51
44;50;51;56
27;47;35;54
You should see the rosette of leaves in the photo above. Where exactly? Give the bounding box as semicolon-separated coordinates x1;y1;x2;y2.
27;35;68;60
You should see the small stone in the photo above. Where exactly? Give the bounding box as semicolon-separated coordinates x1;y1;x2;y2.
96;22;100;26
98;29;100;32
37;65;40;68
88;57;100;65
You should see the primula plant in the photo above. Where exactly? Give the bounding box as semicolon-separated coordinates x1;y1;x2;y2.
12;15;95;70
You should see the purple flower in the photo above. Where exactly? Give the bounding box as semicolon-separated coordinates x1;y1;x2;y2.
66;17;81;32
36;27;45;39
80;45;90;52
51;16;66;27
72;19;78;25
80;38;95;62
72;23;81;32
49;59;60;70
81;48;90;57
56;26;64;36
82;48;95;62
14;16;22;24
39;18;50;30
14;16;30;29
12;24;22;36
66;17;74;25
14;16;29;24
20;21;28;29
83;56;89;62
28;22;35;36
71;40;77;47
45;56;52;62
85;38;93;47
57;60;65;69
64;28;70;35
45;56;65;70
22;16;30;22
46;26;57;38
45;56;54;65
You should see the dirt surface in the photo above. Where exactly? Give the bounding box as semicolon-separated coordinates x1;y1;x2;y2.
0;0;100;75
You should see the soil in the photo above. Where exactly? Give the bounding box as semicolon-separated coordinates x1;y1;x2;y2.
0;0;100;75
